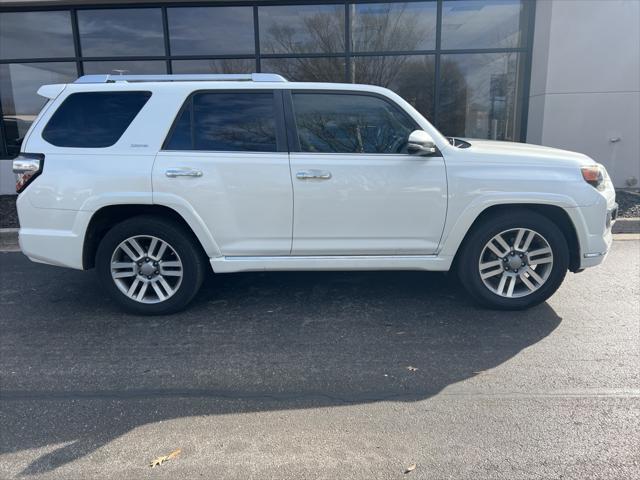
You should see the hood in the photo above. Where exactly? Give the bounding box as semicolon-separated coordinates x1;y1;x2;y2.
460;139;596;167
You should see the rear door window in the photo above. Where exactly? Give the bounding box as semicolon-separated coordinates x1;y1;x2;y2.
164;91;280;152
42;91;151;148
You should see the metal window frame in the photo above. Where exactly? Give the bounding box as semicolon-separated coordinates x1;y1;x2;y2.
0;0;536;158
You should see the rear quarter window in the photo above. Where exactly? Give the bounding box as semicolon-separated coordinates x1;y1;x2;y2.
42;91;151;148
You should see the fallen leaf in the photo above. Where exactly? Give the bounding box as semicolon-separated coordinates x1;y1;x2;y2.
406;366;418;372
149;448;182;468
404;463;417;474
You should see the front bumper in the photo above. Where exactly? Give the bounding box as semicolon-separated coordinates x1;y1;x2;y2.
569;201;617;270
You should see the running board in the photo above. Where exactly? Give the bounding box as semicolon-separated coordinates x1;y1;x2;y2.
210;254;452;273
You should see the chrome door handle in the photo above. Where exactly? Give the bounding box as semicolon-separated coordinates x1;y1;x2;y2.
296;169;332;180
165;168;203;178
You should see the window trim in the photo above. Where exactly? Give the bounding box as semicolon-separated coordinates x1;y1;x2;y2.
41;90;152;148
285;89;436;156
162;88;287;153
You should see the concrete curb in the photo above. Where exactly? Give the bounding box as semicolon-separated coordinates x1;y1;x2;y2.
612;217;640;234
0;228;19;252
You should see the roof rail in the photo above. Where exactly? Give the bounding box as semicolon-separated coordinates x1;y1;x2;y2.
74;73;287;84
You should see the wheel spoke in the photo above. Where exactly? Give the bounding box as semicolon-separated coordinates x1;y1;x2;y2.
147;238;159;258
506;276;516;297
521;230;535;251
135;282;149;301
481;266;504;279
155;242;168;261
496;273;508;295
158;277;174;296
112;270;137;279
519;272;536;291
151;282;167;301
127;278;141;296
120;243;140;261
513;229;526;250
527;267;544;285
528;247;552;259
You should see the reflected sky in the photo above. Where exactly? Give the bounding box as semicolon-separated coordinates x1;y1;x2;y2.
82;60;167;75
168;7;255;56
0;11;75;60
352;2;437;52
442;0;523;49
259;5;345;54
78;9;165;57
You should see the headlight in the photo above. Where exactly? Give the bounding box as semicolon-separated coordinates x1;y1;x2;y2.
581;165;605;190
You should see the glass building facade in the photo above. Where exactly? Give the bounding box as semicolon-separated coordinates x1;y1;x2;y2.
0;0;535;158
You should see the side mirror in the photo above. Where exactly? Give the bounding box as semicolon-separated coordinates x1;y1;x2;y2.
407;130;437;156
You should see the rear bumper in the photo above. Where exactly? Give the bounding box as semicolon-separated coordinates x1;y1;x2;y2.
16;194;88;270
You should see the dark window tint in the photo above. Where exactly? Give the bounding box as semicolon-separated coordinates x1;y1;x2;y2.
0;11;74;60
165;92;277;152
42;92;151;148
292;93;417;154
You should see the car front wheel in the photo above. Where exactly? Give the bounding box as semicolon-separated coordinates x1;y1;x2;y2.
96;216;206;315
457;210;569;310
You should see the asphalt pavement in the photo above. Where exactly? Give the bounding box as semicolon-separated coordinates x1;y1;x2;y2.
0;239;638;479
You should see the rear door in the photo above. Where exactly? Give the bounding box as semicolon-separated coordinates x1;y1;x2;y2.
287;90;447;255
153;90;293;256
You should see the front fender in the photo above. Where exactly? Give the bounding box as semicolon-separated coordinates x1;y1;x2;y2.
438;193;580;258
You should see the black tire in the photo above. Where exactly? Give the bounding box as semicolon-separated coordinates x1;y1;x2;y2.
456;209;569;310
96;215;206;315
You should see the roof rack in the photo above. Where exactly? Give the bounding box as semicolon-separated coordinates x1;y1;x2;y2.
74;73;287;84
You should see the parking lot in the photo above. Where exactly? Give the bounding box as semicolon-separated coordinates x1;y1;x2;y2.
0;239;638;479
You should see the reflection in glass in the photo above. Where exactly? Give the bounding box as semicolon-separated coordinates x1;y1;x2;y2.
292;93;416;154
83;61;167;75
168;7;255;56
172;59;255;74
352;55;435;121
441;0;524;49
259;5;345;54
352;2;437;52
0;63;77;156
191;93;277;152
78;9;164;57
438;53;523;140
261;57;345;83
0;11;75;60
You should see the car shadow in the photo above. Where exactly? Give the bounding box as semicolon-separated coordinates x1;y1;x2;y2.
0;257;562;475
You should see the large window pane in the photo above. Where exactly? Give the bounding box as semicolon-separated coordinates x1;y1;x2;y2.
172;59;255;74
441;0;525;49
165;92;278;152
83;60;167;75
0;11;74;60
438;52;524;140
261;57;345;82
78;9;164;57
259;5;345;54
0;63;77;157
352;55;435;121
43;92;151;148
292;93;417;154
352;2;437;52
168;7;254;56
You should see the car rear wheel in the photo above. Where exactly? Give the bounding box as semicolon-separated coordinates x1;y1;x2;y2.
457;210;569;310
96;216;206;315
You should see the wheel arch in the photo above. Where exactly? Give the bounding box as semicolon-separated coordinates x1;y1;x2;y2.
448;203;581;273
82;204;216;269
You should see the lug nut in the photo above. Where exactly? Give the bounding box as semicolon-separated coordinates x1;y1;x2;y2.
147;275;152;279
153;261;158;266
505;266;509;270
521;262;526;267
137;262;142;266
154;270;159;274
503;258;508;262
145;257;150;262
519;253;524;258
514;269;518;273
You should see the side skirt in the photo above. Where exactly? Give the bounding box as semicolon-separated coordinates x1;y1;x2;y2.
210;255;453;273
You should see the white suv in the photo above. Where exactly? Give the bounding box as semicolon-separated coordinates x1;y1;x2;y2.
13;73;617;314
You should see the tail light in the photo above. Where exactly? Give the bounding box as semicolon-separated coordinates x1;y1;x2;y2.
13;153;44;193
581;165;604;190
